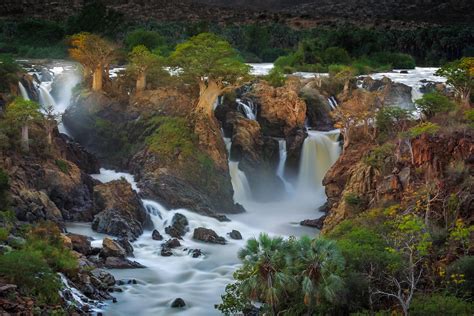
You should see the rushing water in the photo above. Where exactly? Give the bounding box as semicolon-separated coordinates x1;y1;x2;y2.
18;82;30;100
236;98;257;120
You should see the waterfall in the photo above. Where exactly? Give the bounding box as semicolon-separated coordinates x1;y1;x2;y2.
236;98;256;120
327;96;338;110
38;82;57;109
276;139;293;192
18;82;30;100
224;137;252;202
297;130;340;192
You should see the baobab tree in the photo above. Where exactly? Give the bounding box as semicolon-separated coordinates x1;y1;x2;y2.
436;57;473;108
69;32;117;91
42;104;61;146
128;45;162;93
170;33;251;117
5;98;41;152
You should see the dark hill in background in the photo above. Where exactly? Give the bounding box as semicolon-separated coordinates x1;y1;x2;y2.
0;0;472;26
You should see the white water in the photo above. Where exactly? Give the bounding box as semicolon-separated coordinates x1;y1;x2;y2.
236;98;256;120
229;161;252;202
276;139;293;193
18;82;30;100
369;67;446;101
328;96;338;110
298;130;341;193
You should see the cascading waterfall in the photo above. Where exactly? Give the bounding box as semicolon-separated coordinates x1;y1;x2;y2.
224;137;252;202
276;139;293;192
236;98;256;120
297;130;341;192
38;82;57;109
327;96;338;110
18;82;30;100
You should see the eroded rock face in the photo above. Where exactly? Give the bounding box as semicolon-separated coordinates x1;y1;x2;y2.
252;79;306;137
362;77;413;109
300;81;334;131
92;180;152;240
164;213;189;239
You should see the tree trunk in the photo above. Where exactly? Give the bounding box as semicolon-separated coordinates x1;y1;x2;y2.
196;80;222;117
136;71;147;93
21;125;29;152
92;65;103;91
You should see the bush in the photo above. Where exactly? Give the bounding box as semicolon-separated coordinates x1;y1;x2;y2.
0;249;62;304
363;143;396;173
0;168;9;207
0;54;19;92
415;92;456;119
55;159;70;174
447;256;474;298
265;66;286;87
371;52;416;69
125;29;166;51
322;47;351;65
344;193;367;213
464;109;474;127
410;294;474;315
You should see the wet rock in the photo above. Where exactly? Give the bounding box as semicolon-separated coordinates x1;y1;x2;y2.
104;257;145;269
189;249;202;258
362;76;413;109
152;229;163;240
6;235;26;248
92;179;152;240
161;248;173;257
91;269;116;288
115;238;134;257
193;227;226;245
300;81;334;131
164;213;188;239
228;230;242;240
101;237;126;259
171;298;186;308
300;216;326;229
164;238;181;249
68;233;93;255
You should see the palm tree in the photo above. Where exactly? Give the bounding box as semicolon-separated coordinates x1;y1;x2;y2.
237;233;297;315
293;237;345;314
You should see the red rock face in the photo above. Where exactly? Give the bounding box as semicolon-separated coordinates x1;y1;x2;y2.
253;79;306;137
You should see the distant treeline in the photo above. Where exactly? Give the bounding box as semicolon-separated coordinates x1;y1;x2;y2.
0;0;472;65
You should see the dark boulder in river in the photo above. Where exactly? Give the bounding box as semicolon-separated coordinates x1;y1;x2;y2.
92;179;152;240
193;227;226;245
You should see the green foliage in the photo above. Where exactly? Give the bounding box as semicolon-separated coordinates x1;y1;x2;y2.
447;256;474;298
65;0;125;38
415;92;456;119
4;98;41;127
322;47;351;65
15;20;65;47
217;234;345;314
128;45;164;77
389;214;432;257
0;227;8;242
370;52;416;69
344;193;366;213
0;168;9;208
448;219;474;255
0;54;20;92
170;33;250;84
464;109;474;127
265;66;286;87
363;143;396;173
410;294;474;315
145;117;195;159
376;106;412;140
404;122;440;139
436;58;473;102
0;249;62;304
125;29;166;51
55;159;70;174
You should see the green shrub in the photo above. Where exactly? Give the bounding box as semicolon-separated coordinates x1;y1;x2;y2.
406;122;440;138
447;256;474;297
0;54;19;92
55;159;70;174
410;294;474;315
0;168;9;207
125;29;166;51
322;47;351;65
371;52;416;69
0;227;9;242
0;249;62;304
265;66;286;87
363;143;396;173
344;193;366;213
415;92;456;119
464;109;474;127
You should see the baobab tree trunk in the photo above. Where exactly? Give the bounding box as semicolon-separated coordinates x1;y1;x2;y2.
21;125;29;152
196;80;222;117
136;72;147;93
92;65;103;91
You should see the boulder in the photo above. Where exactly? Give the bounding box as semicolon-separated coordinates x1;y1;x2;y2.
362;76;414;109
189;249;202;258
164;213;188;239
193;227;226;245
91;269;116;288
115;238;134;257
163;238;181;249
152;229;163;241
68;233;93;255
171;298;186;308
92;179;152;240
228;230;242;240
300;217;326;229
104;257;145;269
101;237;126;259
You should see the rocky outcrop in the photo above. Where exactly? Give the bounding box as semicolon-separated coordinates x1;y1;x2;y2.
92;180;152;240
252;79;306;137
300;81;334;131
164;213;189;239
362;77;413;109
193;227;226;244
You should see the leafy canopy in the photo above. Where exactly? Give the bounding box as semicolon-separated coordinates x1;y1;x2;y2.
68;32;117;69
4;98;41;126
415;92;456;119
436;57;473;95
170;33;250;86
128;45;163;75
